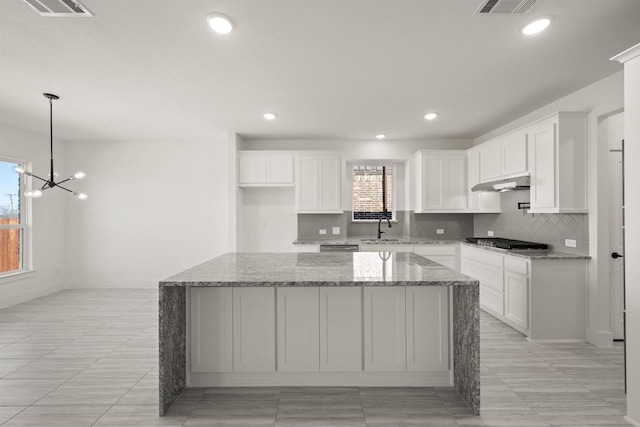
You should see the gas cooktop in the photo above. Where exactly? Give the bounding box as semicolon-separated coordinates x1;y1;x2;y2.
466;237;548;250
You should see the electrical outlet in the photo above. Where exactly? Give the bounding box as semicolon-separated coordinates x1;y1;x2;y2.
319;229;327;235
488;231;494;237
436;229;444;235
565;239;576;248
332;227;340;235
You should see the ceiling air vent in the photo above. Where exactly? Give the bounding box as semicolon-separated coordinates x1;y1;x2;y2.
474;0;537;15
23;0;92;16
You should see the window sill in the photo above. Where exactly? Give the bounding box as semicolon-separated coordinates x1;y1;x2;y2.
0;269;36;285
351;220;399;224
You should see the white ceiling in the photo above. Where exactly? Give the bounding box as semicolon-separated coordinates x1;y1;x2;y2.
1;0;639;143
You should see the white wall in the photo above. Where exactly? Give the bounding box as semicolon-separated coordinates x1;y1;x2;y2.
239;188;297;252
65;136;230;288
475;71;625;347
0;124;68;308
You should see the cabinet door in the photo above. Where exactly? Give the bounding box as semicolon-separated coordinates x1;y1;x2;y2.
501;133;528;176
318;156;341;210
467;150;481;210
277;287;320;372
266;155;294;184
319;287;362;372
423;157;445;210
445;156;466;209
233;288;275;372
190;288;233;373
363;287;406;371
424;256;455;269
479;143;502;181
239;154;267;184
406;287;449;371
297;157;319;211
505;271;528;330
528;122;557;209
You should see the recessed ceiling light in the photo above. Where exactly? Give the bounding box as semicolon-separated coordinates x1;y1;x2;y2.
522;17;552;35
424;113;438;120
207;13;234;34
376;134;386;139
263;112;277;120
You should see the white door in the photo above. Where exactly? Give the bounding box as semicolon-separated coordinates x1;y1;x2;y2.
406;287;449;371
319;287;362;372
190;288;233;373
233;288;276;372
363;287;406;371
277;287;320;372
609;150;625;340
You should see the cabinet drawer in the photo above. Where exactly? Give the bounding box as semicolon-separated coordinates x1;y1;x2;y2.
461;258;504;292
480;285;504;316
414;245;456;256
504;257;529;275
461;246;503;268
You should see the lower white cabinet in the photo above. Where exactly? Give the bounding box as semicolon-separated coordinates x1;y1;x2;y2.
277;287;320;372
363;287;406;372
233;287;276;372
319;287;362;372
413;245;457;270
504;269;528;330
406;287;449;372
190;288;233;373
459;246;505;316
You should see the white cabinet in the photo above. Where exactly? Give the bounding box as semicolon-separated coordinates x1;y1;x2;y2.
189;288;233;373
296;153;342;213
413;244;457;270
504;258;528;331
360;244;414;252
363;287;406;371
406;287;449;372
233;287;276;372
238;151;294;186
466;149;500;213
277;287;320;372
412;151;467;213
478;132;527;182
527;113;587;213
460;246;505;316
319;287;362;372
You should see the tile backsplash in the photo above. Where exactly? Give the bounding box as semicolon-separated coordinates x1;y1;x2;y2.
473;190;588;254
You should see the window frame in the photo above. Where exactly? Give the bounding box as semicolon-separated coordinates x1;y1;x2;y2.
351;163;397;223
0;156;34;280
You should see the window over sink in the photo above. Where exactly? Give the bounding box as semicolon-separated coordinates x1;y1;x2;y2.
352;164;394;221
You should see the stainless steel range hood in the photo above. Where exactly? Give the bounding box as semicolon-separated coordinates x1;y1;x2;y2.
471;175;530;192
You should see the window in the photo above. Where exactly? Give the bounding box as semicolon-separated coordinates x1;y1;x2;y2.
352;165;394;221
0;158;29;276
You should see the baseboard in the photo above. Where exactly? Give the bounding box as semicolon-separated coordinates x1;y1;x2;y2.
0;281;66;309
625;416;640;427
66;280;158;289
587;328;614;347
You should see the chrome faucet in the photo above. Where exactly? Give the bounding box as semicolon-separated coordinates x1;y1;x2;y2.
377;216;392;239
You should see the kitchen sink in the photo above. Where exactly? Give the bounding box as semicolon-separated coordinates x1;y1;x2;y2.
360;238;405;243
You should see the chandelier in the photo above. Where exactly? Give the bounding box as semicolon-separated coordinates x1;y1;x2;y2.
15;93;87;200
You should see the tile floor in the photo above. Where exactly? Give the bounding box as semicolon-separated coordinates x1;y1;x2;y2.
0;289;630;426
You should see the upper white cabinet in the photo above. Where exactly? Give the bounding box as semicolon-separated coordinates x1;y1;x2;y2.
527;113;587;213
412;150;467;213
466;148;501;213
296;153;342;213
479;131;528;182
238;151;294;187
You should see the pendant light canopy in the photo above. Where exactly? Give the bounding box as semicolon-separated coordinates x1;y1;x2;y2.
15;93;87;200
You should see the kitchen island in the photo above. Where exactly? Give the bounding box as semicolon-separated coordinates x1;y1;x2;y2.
159;252;480;415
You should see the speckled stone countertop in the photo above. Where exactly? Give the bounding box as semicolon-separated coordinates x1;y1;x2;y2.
294;238;464;245
459;242;591;260
159;252;478;288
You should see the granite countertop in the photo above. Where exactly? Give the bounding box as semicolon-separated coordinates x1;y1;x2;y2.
160;252;478;288
294;238;465;245
458;242;591;260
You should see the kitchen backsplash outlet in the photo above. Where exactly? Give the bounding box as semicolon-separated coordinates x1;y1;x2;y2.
473;191;588;254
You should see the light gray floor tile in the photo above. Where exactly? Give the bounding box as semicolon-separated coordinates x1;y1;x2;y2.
0;406;26;424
